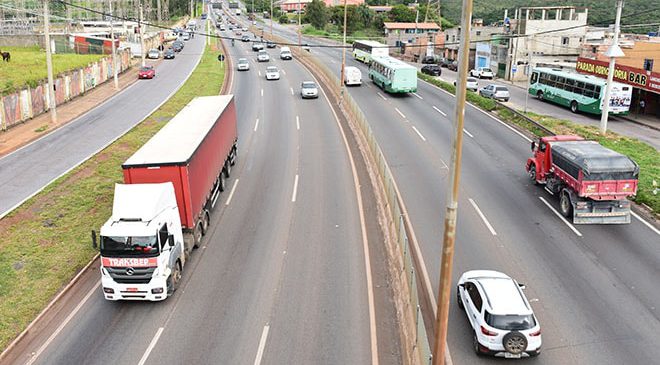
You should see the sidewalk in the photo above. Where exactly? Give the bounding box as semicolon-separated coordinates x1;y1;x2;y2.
0;64;138;157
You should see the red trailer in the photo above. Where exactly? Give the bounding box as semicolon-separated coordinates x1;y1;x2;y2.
123;95;238;251
526;135;638;224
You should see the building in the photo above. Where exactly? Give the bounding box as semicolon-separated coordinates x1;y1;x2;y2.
383;22;442;61
491;6;588;80
443;19;502;68
578;33;660;117
279;0;363;12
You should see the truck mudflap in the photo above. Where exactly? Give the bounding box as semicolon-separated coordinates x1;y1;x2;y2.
572;199;632;224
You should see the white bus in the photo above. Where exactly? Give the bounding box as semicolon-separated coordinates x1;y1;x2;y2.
352;40;389;64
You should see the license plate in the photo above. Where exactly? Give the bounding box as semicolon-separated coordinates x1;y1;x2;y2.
127;287;138;292
504;353;521;359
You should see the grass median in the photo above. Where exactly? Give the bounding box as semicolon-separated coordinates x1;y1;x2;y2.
0;42;226;351
418;72;659;215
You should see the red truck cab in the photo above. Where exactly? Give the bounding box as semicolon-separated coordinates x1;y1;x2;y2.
526;135;639;224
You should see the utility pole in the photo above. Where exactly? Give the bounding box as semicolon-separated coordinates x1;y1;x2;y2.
157;0;162;22
44;0;57;123
270;0;273;36
140;2;145;67
339;0;348;97
109;0;119;89
432;0;473;364
297;0;301;51
599;0;624;134
524;33;532;113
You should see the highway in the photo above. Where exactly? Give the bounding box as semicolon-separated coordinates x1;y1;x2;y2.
4;16;399;365
260;17;660;365
0;34;206;217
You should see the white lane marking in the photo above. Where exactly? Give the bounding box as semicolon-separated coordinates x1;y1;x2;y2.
412;92;423;100
26;281;100;365
366;83;372;88
138;327;164;365
253;325;270;365
258;70;262;76
296;115;300;130
538;197;583;237
394;107;406;119
291;174;299;202
281;69;286;75
290;87;294;95
432;105;447;116
313;74;379;364
632;211;660;236
411;126;426;142
468;198;497;236
377;92;387;101
463;128;474;138
254;118;260;132
225;178;240;206
261;88;264;97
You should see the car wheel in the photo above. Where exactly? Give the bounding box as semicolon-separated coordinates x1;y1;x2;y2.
504;98;509;102
502;332;527;356
457;286;464;310
529;348;541;357
570;100;579;113
473;333;483;356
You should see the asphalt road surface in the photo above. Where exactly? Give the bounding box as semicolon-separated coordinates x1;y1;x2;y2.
0;35;206;217
9;18;382;365
261;16;660;365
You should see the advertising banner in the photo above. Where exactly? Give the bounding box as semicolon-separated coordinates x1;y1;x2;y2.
576;57;660;94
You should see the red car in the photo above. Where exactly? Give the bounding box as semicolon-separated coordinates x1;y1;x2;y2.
138;66;155;79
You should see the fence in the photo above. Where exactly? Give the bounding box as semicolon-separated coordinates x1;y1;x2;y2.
0;48;131;131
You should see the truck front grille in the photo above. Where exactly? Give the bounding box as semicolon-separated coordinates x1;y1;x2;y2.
106;267;155;284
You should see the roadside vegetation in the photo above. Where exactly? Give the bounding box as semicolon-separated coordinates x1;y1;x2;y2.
0;41;225;351
0;46;105;95
418;72;659;215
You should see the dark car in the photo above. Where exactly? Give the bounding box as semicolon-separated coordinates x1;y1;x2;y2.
448;61;458;71
164;49;175;59
439;58;453;68
266;41;276;48
241;35;250;42
172;41;183;52
421;56;436;64
421;64;442;76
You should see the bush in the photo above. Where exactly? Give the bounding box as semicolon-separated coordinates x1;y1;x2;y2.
278;14;289;24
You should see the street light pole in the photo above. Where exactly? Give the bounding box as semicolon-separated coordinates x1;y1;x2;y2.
340;0;348;96
270;0;273;36
432;0;473;364
139;1;145;67
599;0;624;134
44;0;57;123
297;0;301;51
524;33;532;113
109;0;119;89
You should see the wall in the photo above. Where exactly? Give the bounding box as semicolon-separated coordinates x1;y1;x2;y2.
0;48;131;131
0;34;69;48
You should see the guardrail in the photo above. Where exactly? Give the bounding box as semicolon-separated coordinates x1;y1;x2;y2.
494;100;556;137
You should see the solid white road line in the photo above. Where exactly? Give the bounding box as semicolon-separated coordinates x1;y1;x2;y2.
26;281;100;365
463;128;474;138
411;126;427;142
281;69;286;75
254;118;260;132
632;211;660;235
225;178;240;206
261;88;264;97
538;197;583;237
296;115;300;130
291;174;299;202
290;87;294;95
377;92;387;101
258;70;262;76
412;92;423;100
137;327;164;365
432;105;447;116
468;198;497;236
253;325;270;365
394;107;406;119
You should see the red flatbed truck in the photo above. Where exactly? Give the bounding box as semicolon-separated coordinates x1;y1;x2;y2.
526;135;639;224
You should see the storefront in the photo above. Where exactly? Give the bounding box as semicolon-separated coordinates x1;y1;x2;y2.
576;57;660;117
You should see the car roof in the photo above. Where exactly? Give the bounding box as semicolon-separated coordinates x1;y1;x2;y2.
475;276;531;315
267;66;278;70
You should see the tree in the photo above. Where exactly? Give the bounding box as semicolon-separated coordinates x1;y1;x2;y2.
279;14;289;24
388;4;416;23
305;0;328;29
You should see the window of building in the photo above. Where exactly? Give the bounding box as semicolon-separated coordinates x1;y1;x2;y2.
644;59;654;71
476;31;481;36
562;37;569;46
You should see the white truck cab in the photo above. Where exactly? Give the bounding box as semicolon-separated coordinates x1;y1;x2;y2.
94;183;185;301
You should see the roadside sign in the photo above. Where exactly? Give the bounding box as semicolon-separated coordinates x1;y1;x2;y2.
217;54;225;62
512;66;517;73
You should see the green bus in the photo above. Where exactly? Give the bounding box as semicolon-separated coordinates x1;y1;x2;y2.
529;67;632;115
369;55;418;93
352;40;389;63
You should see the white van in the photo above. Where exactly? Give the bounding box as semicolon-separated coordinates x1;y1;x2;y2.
280;46;292;60
344;66;362;86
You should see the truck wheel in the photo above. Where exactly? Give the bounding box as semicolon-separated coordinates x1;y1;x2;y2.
201;210;210;235
560;192;573;218
230;146;237;166
167;261;182;295
193;222;203;248
537;91;544;101
219;171;226;192
528;163;539;184
570;101;578;113
224;160;231;178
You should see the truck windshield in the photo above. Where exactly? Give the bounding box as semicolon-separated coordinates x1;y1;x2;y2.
101;236;159;256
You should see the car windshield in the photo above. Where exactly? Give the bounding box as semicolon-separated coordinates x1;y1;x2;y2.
483;68;492;72
485;312;536;330
140;67;152;72
267;67;278;72
302;82;316;88
101;235;159;256
239;59;248;64
496;87;509;92
467;77;478;82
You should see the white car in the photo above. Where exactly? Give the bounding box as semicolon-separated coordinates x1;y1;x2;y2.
457;270;542;358
237;58;250;71
242;26;248;32
265;66;280;80
300;81;318;98
470;67;494;79
257;50;269;62
454;77;479;92
479;84;510;102
147;48;160;59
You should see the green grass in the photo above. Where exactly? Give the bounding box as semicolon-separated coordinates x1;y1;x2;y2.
0;42;225;352
0;46;106;95
301;25;385;44
417;72;659;214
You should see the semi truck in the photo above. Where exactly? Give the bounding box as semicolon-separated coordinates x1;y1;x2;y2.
93;95;238;300
526;135;638;224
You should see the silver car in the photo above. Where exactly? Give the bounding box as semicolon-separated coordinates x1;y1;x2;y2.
454;77;479;92
300;81;318;99
237;58;250;71
479;84;510;102
147;48;160;59
257;50;269;62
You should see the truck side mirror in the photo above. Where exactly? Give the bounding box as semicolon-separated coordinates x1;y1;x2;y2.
518;283;526;290
531;141;536;152
91;230;97;249
168;234;175;247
